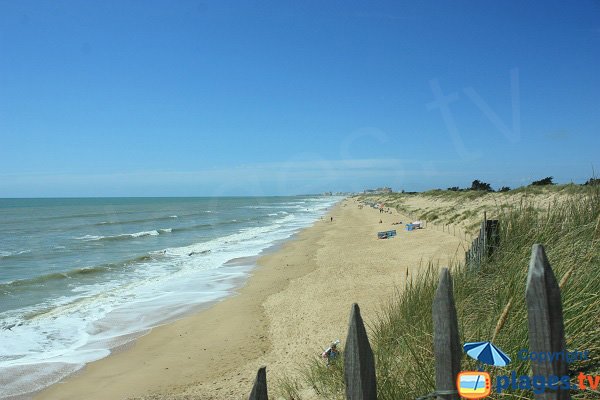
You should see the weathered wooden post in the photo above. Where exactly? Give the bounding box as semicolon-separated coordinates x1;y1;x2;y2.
344;303;377;400
467;248;471;269
525;245;570;400
249;366;268;400
474;238;480;269
432;268;460;400
469;246;474;269
482;212;487;258
484;219;500;257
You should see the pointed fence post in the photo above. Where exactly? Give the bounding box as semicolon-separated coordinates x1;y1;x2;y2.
525;245;570;400
249;366;268;400
344;303;377;400
432;268;460;400
481;217;487;260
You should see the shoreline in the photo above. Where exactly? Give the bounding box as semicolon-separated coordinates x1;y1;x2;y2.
32;203;340;400
34;198;462;399
1;196;341;400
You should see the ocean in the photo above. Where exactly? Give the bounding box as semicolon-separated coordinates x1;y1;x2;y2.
0;196;341;398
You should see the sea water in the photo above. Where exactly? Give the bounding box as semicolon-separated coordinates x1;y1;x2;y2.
0;196;341;398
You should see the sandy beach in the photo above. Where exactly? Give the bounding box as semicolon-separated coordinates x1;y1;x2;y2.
35;198;463;400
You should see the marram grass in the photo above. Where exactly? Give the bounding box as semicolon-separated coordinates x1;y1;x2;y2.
277;186;599;399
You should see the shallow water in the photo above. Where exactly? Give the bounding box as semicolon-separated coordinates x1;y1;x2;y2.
0;196;341;398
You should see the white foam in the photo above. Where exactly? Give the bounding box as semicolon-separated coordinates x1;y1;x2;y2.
0;196;344;398
74;234;104;241
128;230;159;238
0;249;32;258
75;230;167;241
0;363;84;398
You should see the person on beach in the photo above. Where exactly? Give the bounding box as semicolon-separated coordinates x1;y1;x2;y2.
322;340;340;366
330;216;333;222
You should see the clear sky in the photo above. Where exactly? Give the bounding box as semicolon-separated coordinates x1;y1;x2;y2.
1;1;599;197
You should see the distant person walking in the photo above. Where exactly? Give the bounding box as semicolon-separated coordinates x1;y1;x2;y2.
330;216;333;222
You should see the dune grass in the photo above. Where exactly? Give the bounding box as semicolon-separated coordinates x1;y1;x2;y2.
508;183;590;196
420;188;491;200
278;186;599;399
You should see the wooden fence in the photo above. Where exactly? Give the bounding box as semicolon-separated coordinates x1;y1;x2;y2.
465;212;499;271
248;244;570;400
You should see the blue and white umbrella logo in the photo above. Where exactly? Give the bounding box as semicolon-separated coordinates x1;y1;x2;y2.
463;341;511;367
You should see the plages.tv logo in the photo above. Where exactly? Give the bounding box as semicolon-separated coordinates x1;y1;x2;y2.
457;371;491;399
457;341;510;399
457;340;595;398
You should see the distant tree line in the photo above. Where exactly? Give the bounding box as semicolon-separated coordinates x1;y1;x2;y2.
443;176;597;193
531;176;554;186
446;180;498;192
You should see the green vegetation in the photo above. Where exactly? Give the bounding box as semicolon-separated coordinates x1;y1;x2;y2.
470;179;493;192
280;186;599;399
446;213;461;224
420;189;490;200
509;183;588;195
358;178;597;199
531;176;554;186
422;183;589;198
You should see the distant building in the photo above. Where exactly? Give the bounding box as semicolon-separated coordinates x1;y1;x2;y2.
363;187;393;194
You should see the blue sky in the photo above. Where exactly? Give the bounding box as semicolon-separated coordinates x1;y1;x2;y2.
1;1;599;196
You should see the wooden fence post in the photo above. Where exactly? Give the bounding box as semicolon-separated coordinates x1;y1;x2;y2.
474;238;480;269
249;366;268;400
476;237;480;266
432;268;460;400
481;217;487;258
344;303;377;400
484;220;499;257
464;216;500;270
525;245;570;400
